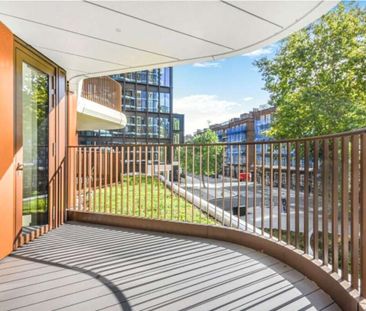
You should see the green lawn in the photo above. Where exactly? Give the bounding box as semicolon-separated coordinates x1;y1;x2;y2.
23;197;47;214
81;176;217;225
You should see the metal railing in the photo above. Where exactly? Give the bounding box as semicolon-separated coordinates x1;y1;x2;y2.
67;128;366;297
81;76;122;111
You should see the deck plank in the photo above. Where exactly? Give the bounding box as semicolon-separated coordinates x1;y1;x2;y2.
0;222;338;311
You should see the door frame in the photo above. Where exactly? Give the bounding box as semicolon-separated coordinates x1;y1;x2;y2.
14;40;57;240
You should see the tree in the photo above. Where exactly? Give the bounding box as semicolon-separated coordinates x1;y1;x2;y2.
255;2;366;139
181;129;223;188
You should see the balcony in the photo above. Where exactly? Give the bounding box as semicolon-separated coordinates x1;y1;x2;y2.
2;125;361;306
1;1;359;310
3;129;365;310
77;77;127;131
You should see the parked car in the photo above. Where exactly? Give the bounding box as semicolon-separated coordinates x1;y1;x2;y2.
239;172;251;182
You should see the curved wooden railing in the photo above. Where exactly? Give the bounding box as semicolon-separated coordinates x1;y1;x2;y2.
66;128;366;310
80;76;121;111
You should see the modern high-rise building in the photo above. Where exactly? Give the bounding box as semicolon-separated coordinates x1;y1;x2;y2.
78;67;184;145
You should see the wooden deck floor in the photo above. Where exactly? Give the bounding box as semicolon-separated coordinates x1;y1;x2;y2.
0;222;340;311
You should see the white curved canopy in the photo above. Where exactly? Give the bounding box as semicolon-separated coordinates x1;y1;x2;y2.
0;1;338;90
76;97;127;131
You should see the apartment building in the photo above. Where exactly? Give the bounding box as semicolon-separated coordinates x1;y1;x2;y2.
78;68;184;145
207;106;316;192
207;106;275;176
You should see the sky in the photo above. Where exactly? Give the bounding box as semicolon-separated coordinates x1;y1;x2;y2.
173;1;366;135
173;44;277;135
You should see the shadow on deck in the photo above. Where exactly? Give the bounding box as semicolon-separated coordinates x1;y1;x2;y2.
0;222;340;311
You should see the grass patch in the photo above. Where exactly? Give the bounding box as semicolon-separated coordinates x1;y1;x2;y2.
80;176;217;225
23;197;47;214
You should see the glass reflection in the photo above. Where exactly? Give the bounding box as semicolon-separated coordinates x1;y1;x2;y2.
22;62;49;227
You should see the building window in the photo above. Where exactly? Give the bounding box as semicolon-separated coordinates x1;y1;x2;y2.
173;133;180;144
173;117;180;131
136;71;147;83
110;129;122;136
148;69;159;85
136;115;146;136
148;116;159;138
124;89;135;110
255;117;272;141
125;72;136;82
265;114;272;123
100;130;113;137
159;117;170;139
125;116;136;135
110;74;124;81
160;93;170;113
148;91;159;112
136;90;147;111
160;68;170;87
79;130;99;137
127;115;135;125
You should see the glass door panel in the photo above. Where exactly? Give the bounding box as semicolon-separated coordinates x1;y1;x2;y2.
22;62;49;228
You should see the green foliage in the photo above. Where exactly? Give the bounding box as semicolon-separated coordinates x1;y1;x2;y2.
181;130;223;187
23;197;47;215
91;177;216;224
255;2;366;139
23;69;48;126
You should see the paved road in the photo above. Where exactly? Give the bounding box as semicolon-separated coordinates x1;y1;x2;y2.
178;174;334;234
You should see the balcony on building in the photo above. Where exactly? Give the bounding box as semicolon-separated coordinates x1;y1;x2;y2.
77;76;127;131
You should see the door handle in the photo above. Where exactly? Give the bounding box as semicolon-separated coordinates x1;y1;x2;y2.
16;163;24;171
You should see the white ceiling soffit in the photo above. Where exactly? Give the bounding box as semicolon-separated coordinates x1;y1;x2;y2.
0;0;338;89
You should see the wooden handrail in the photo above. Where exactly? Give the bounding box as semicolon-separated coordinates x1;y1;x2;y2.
68;127;366;148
